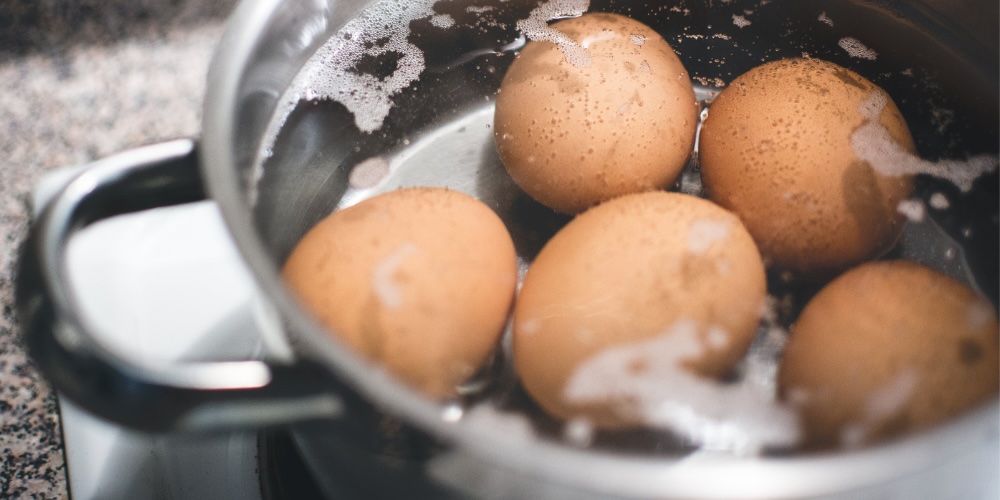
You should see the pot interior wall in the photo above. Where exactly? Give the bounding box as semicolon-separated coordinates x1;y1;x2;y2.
238;0;998;462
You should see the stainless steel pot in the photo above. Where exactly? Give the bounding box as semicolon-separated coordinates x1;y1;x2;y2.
18;0;999;498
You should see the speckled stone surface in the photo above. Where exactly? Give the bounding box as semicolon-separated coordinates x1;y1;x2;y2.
0;1;236;497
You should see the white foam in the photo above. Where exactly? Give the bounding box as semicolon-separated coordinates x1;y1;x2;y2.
840;370;920;448
579;30;619;49
630;34;646;46
515;0;592;67
348;156;391;189
928;192;950;210
896;199;925;222
251;0;439;183
295;2;437;134
866;370;919;420
563;321;800;454
818;12;834;26
858;88;888;121
851;91;999;192
732;15;751;28
687;219;731;254
372;242;418;309
463;403;537;444
743;297;789;395
838;37;877;60
431;13;456;29
930;106;955;135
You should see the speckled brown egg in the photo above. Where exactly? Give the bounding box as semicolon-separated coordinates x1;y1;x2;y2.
513;191;766;426
699;58;915;280
494;13;698;214
779;260;999;449
282;187;518;399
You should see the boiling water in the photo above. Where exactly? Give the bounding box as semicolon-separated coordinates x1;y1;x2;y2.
254;0;998;455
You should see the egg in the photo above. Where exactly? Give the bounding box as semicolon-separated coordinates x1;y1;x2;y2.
282;187;518;399
699;58;915;279
494;13;698;214
512;191;766;426
778;260;999;449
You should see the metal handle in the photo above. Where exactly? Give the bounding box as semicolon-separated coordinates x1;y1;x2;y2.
16;139;343;433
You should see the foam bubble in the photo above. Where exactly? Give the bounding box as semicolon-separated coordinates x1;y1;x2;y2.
431;14;456;29
857;88;888;121
896;199;925;222
515;0;592;67
630;34;646;46
348;156;391;189
687;219;731;254
838;37;877;60
818;12;834;26
866;370;919;420
579;29;618;49
563;321;800;454
372;242;418;309
928;192;950;210
841;370;920;448
463;403;537;444
742;299;789;395
851;91;999;191
732;14;752;28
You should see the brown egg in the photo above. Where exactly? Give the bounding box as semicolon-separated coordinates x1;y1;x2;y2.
699;58;915;279
494;13;698;214
513;191;766;426
282;187;518;399
779;260;999;449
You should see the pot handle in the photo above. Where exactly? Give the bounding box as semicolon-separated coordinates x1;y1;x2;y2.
16;139;344;433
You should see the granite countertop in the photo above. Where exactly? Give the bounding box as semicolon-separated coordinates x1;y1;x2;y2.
0;1;236;496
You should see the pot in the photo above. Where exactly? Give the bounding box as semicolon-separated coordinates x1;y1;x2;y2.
17;0;998;498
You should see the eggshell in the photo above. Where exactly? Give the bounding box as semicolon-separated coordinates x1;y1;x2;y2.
699;58;915;279
282;187;518;399
779;260;999;449
512;191;767;426
494;13;698;214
